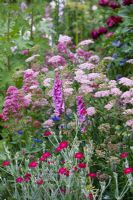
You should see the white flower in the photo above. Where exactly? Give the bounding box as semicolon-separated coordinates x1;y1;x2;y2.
25;54;40;62
78;39;94;46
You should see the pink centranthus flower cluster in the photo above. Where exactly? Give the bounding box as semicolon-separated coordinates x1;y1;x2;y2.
23;69;39;93
48;55;66;68
2;86;30;121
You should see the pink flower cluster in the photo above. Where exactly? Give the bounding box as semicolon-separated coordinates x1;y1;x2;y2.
23;69;39;93
48;55;66;67
2;86;30;121
91;27;108;40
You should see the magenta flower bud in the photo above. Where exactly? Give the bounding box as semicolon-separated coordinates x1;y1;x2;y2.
21;49;29;55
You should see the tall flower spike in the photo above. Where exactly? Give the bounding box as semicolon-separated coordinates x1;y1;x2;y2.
52;74;64;116
76;96;87;124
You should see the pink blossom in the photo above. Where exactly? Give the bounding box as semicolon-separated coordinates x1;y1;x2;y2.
110;88;122;96
89;55;100;64
78;39;94;46
43;78;53;87
87;73;100;80
58;35;71;45
21;49;29;55
43;119;54;128
48;55;66;67
79;85;94;94
94;90;110;98
2;86;29;121
126;120;133;128
119;77;133;87
87;107;96;116
104;101;114;110
79;63;95;70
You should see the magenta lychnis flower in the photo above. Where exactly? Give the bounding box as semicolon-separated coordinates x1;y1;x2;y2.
120;152;128;158
123;167;133;174
74;152;84;159
2;161;10;167
28;161;38;168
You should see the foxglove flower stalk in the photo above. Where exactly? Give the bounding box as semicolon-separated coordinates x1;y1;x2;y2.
76;96;87;123
52;75;64;116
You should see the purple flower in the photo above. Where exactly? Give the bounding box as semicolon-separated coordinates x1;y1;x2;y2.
48;55;66;67
99;0;109;6
98;27;108;35
109;2;120;9
51;116;60;121
21;49;29;55
52;75;64;116
17;130;24;135
91;29;99;39
123;0;133;5
76;96;87;124
106;16;123;27
112;40;121;47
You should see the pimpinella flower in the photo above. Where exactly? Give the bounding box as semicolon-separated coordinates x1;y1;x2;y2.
52;74;64;116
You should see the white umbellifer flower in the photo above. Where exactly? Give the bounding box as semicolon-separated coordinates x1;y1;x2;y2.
103;57;114;61
43;78;53;87
92;5;98;11
50;0;56;9
25;54;40;62
79;63;95;70
89;55;100;64
23;31;31;40
11;46;17;53
29;85;38;90
78;39;94;46
126;59;133;64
